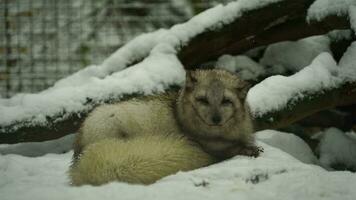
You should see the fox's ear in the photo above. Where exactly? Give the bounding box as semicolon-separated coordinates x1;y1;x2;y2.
236;80;252;100
185;70;197;89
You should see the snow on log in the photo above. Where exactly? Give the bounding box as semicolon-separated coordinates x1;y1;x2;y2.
307;0;356;22
250;42;356;130
0;0;353;144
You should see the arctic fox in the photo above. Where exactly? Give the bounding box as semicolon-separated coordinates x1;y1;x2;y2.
69;69;260;186
176;70;260;159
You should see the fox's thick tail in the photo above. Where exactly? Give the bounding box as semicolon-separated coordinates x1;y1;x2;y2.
69;134;214;185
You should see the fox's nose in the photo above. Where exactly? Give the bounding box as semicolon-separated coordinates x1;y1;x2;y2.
211;115;222;124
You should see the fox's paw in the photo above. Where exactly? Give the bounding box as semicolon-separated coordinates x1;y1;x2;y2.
239;145;263;158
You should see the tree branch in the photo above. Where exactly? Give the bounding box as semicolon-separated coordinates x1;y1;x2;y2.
252;82;356;131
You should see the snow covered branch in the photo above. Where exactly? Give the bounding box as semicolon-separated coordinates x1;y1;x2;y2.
249;44;356;130
179;0;350;68
0;0;355;144
252;81;356;131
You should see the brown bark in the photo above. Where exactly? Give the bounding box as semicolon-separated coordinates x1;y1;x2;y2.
0;0;352;144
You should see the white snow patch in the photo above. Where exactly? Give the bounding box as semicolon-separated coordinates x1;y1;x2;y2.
327;29;353;42
307;0;356;22
216;55;266;80
1;130;356;200
0;134;75;157
54;29;172;88
317;128;356;170
256;130;317;164
247;39;356;117
260;36;331;72
247;52;340;117
350;5;356;33
216;35;332;82
339;41;356;82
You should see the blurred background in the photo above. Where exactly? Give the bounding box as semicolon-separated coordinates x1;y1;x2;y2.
0;0;233;97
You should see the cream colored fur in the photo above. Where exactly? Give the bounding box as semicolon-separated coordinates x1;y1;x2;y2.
78;95;178;149
69;69;256;186
69;135;213;185
69;93;216;186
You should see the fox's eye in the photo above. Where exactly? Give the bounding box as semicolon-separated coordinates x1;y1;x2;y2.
196;97;209;105
222;98;232;106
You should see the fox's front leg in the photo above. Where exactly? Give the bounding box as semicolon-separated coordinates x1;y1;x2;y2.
225;144;264;158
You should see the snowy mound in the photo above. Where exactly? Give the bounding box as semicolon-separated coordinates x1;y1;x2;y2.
317;128;356;170
1;130;356;200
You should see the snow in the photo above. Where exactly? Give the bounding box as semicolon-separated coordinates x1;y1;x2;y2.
216;55;266;81
327;29;353;42
307;0;356;35
307;0;356;22
256;130;317;164
247;52;340;117
215;35;332;82
0;134;74;157
0;0;282;131
339;41;356;82
316;128;356;170
1;130;356;200
247;38;356;117
259;36;331;72
350;5;356;33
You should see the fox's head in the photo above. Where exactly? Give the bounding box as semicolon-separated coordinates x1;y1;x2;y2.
177;69;252;139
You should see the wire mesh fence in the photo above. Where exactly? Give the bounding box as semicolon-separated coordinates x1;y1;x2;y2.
0;0;233;97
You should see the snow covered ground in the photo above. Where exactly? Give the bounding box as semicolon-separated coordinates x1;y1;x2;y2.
1;130;355;200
